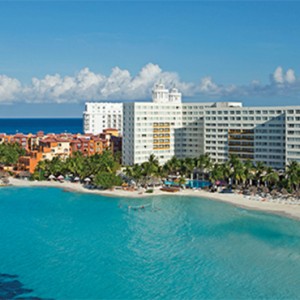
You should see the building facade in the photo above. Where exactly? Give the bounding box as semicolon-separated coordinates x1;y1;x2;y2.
122;84;300;169
83;102;123;135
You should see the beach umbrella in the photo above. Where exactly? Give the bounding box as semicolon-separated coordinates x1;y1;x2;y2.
57;175;64;180
249;186;257;195
84;177;91;182
74;177;80;181
0;170;9;178
270;190;277;197
1;178;9;185
48;174;56;180
262;186;269;194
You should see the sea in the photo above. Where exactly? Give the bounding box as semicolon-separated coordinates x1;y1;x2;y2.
0;118;83;134
1;187;300;299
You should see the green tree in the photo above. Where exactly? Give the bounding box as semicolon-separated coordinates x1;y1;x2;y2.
195;154;212;180
210;164;224;183
254;161;266;186
182;157;195;178
262;167;279;188
285;161;300;191
164;156;181;175
0;143;26;165
94;172;122;189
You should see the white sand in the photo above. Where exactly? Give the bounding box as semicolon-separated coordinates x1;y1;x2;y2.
6;177;300;220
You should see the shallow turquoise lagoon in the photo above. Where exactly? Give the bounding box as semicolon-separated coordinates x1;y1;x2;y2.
1;187;300;299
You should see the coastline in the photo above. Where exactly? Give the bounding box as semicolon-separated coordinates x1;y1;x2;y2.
5;177;300;221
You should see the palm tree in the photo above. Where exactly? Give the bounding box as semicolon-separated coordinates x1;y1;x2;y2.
243;159;255;187
181;157;195;179
66;152;85;178
254;161;266;187
227;154;241;186
148;154;159;167
221;161;232;186
262;167;279;188
195;153;212;180
210;163;225;183
165;156;181;175
131;164;143;185
124;165;133;178
285;161;300;192
232;161;246;186
34;159;48;180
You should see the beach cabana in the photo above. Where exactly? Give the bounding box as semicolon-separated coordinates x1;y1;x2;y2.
48;174;56;181
0;177;9;185
0;170;9;179
57;175;65;181
73;177;80;183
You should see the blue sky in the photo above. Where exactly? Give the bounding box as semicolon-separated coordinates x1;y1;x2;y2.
0;1;300;117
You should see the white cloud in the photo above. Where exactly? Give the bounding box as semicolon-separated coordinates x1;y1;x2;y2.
273;66;285;84
0;64;299;104
286;69;296;84
0;75;21;103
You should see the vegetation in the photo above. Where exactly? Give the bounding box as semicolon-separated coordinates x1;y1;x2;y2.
94;172;122;189
124;153;300;194
0;143;26;165
33;150;121;188
3;141;298;194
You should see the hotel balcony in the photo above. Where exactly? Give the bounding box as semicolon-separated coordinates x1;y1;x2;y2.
153;123;170;128
228;148;254;153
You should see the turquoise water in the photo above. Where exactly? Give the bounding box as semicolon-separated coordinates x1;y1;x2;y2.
1;187;300;299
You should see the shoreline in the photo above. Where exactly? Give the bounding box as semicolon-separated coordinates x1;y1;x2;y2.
4;177;300;221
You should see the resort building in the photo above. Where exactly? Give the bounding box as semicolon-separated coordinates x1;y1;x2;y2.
3;130;122;174
122;83;300;169
39;137;71;161
83;102;123;135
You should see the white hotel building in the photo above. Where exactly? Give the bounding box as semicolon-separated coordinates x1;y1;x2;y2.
83;102;123;135
122;83;300;169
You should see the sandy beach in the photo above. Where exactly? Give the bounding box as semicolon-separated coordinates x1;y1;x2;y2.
5;177;300;221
